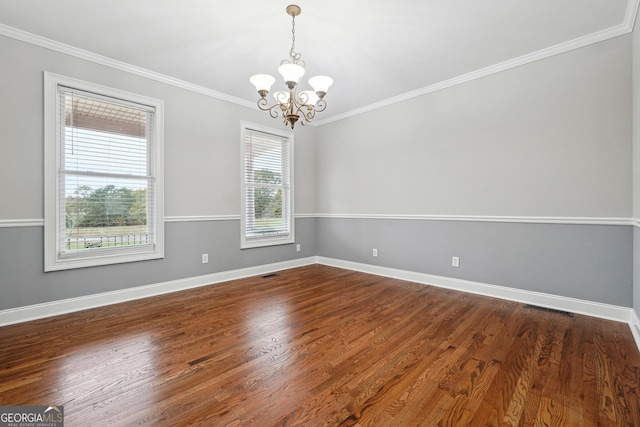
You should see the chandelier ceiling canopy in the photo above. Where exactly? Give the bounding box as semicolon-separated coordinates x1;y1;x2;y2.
249;4;333;129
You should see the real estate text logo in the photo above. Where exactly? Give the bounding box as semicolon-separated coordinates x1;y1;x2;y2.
0;406;63;427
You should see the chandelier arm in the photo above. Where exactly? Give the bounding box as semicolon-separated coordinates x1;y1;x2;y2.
306;108;316;121
293;100;313;119
297;91;309;106
313;99;327;113
257;98;282;119
292;102;315;127
297;114;308;127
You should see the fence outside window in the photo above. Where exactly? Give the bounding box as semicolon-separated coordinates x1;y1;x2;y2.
65;234;149;250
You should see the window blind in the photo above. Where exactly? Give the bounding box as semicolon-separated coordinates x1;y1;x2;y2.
243;128;291;238
57;87;156;255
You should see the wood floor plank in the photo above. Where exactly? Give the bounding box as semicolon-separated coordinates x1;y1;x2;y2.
1;265;639;426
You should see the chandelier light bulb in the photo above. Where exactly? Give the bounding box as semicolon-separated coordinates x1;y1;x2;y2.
308;76;334;99
278;63;306;89
300;90;319;106
249;74;276;97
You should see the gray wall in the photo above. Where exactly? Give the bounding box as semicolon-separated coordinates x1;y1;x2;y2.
315;35;634;307
0;219;316;310
0;28;637;313
317;218;632;306
315;36;632;218
0;35;318;220
0;34;318;310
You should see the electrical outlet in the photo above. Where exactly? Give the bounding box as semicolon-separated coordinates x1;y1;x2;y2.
372;248;378;257
296;244;301;252
202;253;209;264
452;256;459;267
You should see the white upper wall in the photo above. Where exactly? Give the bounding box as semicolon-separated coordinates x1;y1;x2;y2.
0;35;317;220
315;35;633;219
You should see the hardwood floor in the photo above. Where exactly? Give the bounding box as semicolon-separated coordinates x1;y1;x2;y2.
1;265;639;426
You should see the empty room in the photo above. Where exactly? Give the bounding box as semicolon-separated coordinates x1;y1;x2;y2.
1;1;640;425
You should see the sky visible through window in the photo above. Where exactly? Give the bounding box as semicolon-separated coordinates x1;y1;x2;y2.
64;127;149;196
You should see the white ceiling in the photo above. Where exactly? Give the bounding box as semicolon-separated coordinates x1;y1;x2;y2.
0;0;636;125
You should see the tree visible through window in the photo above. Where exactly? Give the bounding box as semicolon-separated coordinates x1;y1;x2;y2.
241;123;294;248
44;73;164;271
253;169;283;223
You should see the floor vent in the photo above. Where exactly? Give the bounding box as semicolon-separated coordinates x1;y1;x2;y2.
524;304;573;317
262;273;278;278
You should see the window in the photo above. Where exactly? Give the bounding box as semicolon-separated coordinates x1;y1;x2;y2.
44;72;164;271
240;122;294;248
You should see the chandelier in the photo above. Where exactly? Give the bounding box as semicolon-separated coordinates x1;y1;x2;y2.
249;5;333;129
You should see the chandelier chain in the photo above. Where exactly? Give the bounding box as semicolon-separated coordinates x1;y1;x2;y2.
289;14;302;63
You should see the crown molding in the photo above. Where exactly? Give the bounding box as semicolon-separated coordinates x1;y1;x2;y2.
0;23;255;110
313;4;639;127
0;0;638;127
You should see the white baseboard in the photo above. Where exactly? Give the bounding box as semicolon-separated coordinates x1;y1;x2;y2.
0;257;316;327
1;255;638;354
631;309;640;352
316;257;633;324
317;257;639;353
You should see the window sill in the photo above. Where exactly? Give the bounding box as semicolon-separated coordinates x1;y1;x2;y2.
240;234;295;249
44;246;164;271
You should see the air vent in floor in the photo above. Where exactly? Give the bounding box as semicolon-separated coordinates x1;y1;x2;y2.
524;304;573;317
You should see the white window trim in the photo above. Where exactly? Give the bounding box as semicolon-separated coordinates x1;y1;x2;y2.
44;72;164;271
240;121;295;249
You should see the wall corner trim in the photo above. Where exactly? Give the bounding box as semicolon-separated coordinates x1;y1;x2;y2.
625;0;640;31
